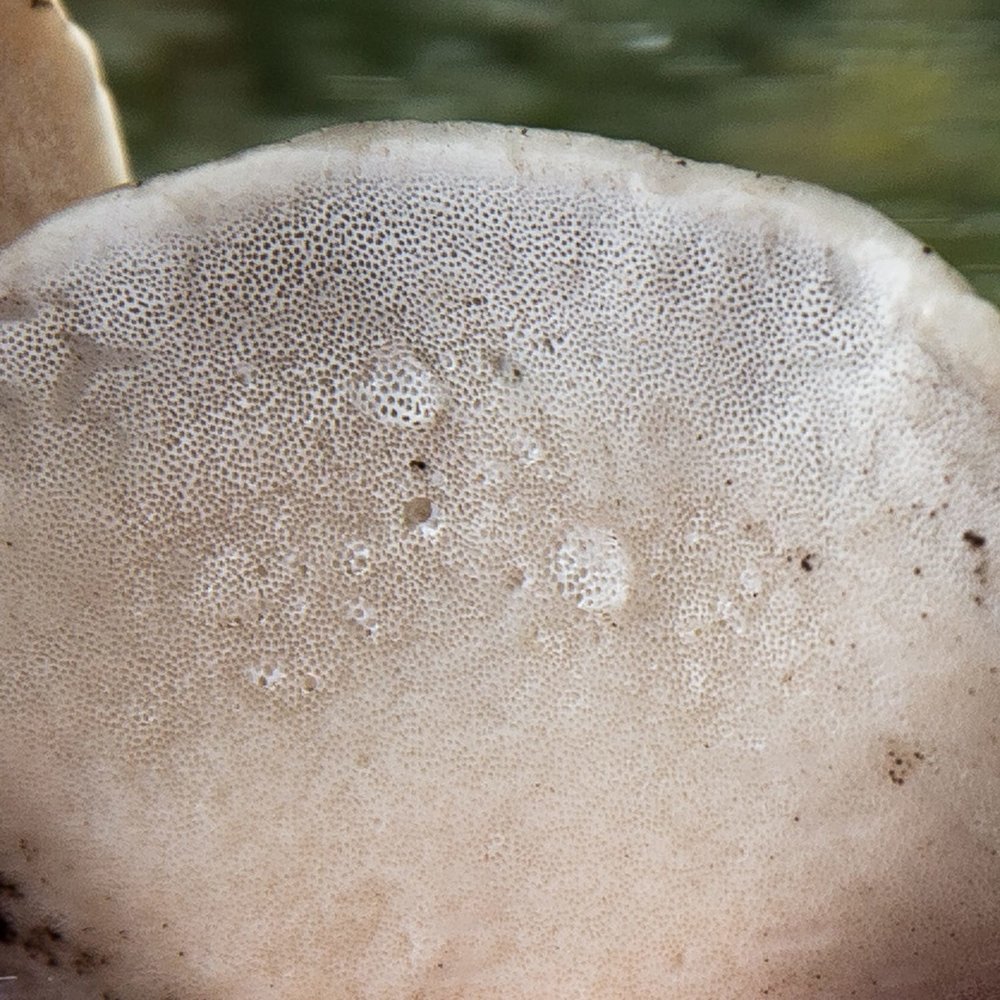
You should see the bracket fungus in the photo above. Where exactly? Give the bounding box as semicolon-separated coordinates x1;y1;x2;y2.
0;0;130;246
1;121;1000;999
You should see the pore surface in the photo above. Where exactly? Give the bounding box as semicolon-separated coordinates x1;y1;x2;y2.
1;122;1000;999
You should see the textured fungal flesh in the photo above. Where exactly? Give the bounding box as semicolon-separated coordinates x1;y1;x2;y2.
1;122;1000;999
0;0;130;246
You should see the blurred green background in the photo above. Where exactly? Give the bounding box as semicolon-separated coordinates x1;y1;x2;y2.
71;0;1000;302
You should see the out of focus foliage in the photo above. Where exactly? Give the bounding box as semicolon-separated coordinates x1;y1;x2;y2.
72;0;1000;300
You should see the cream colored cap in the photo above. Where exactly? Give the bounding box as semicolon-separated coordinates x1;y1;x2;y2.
1;122;1000;998
0;0;131;246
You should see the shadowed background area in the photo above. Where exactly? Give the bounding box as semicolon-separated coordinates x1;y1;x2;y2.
68;0;1000;303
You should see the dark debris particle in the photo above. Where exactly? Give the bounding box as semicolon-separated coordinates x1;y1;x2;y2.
0;876;22;900
800;554;814;572
963;530;987;549
403;495;433;527
35;925;61;943
886;747;926;786
73;949;107;974
408;458;428;472
0;910;17;943
676;159;687;167
22;923;64;965
922;245;933;254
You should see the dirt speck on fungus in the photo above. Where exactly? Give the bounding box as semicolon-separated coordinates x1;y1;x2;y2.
886;747;928;787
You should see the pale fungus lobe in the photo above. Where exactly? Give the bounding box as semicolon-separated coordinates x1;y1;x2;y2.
0;0;131;246
1;122;1000;999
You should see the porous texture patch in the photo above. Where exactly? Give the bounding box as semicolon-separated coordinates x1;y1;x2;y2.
1;122;1000;999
